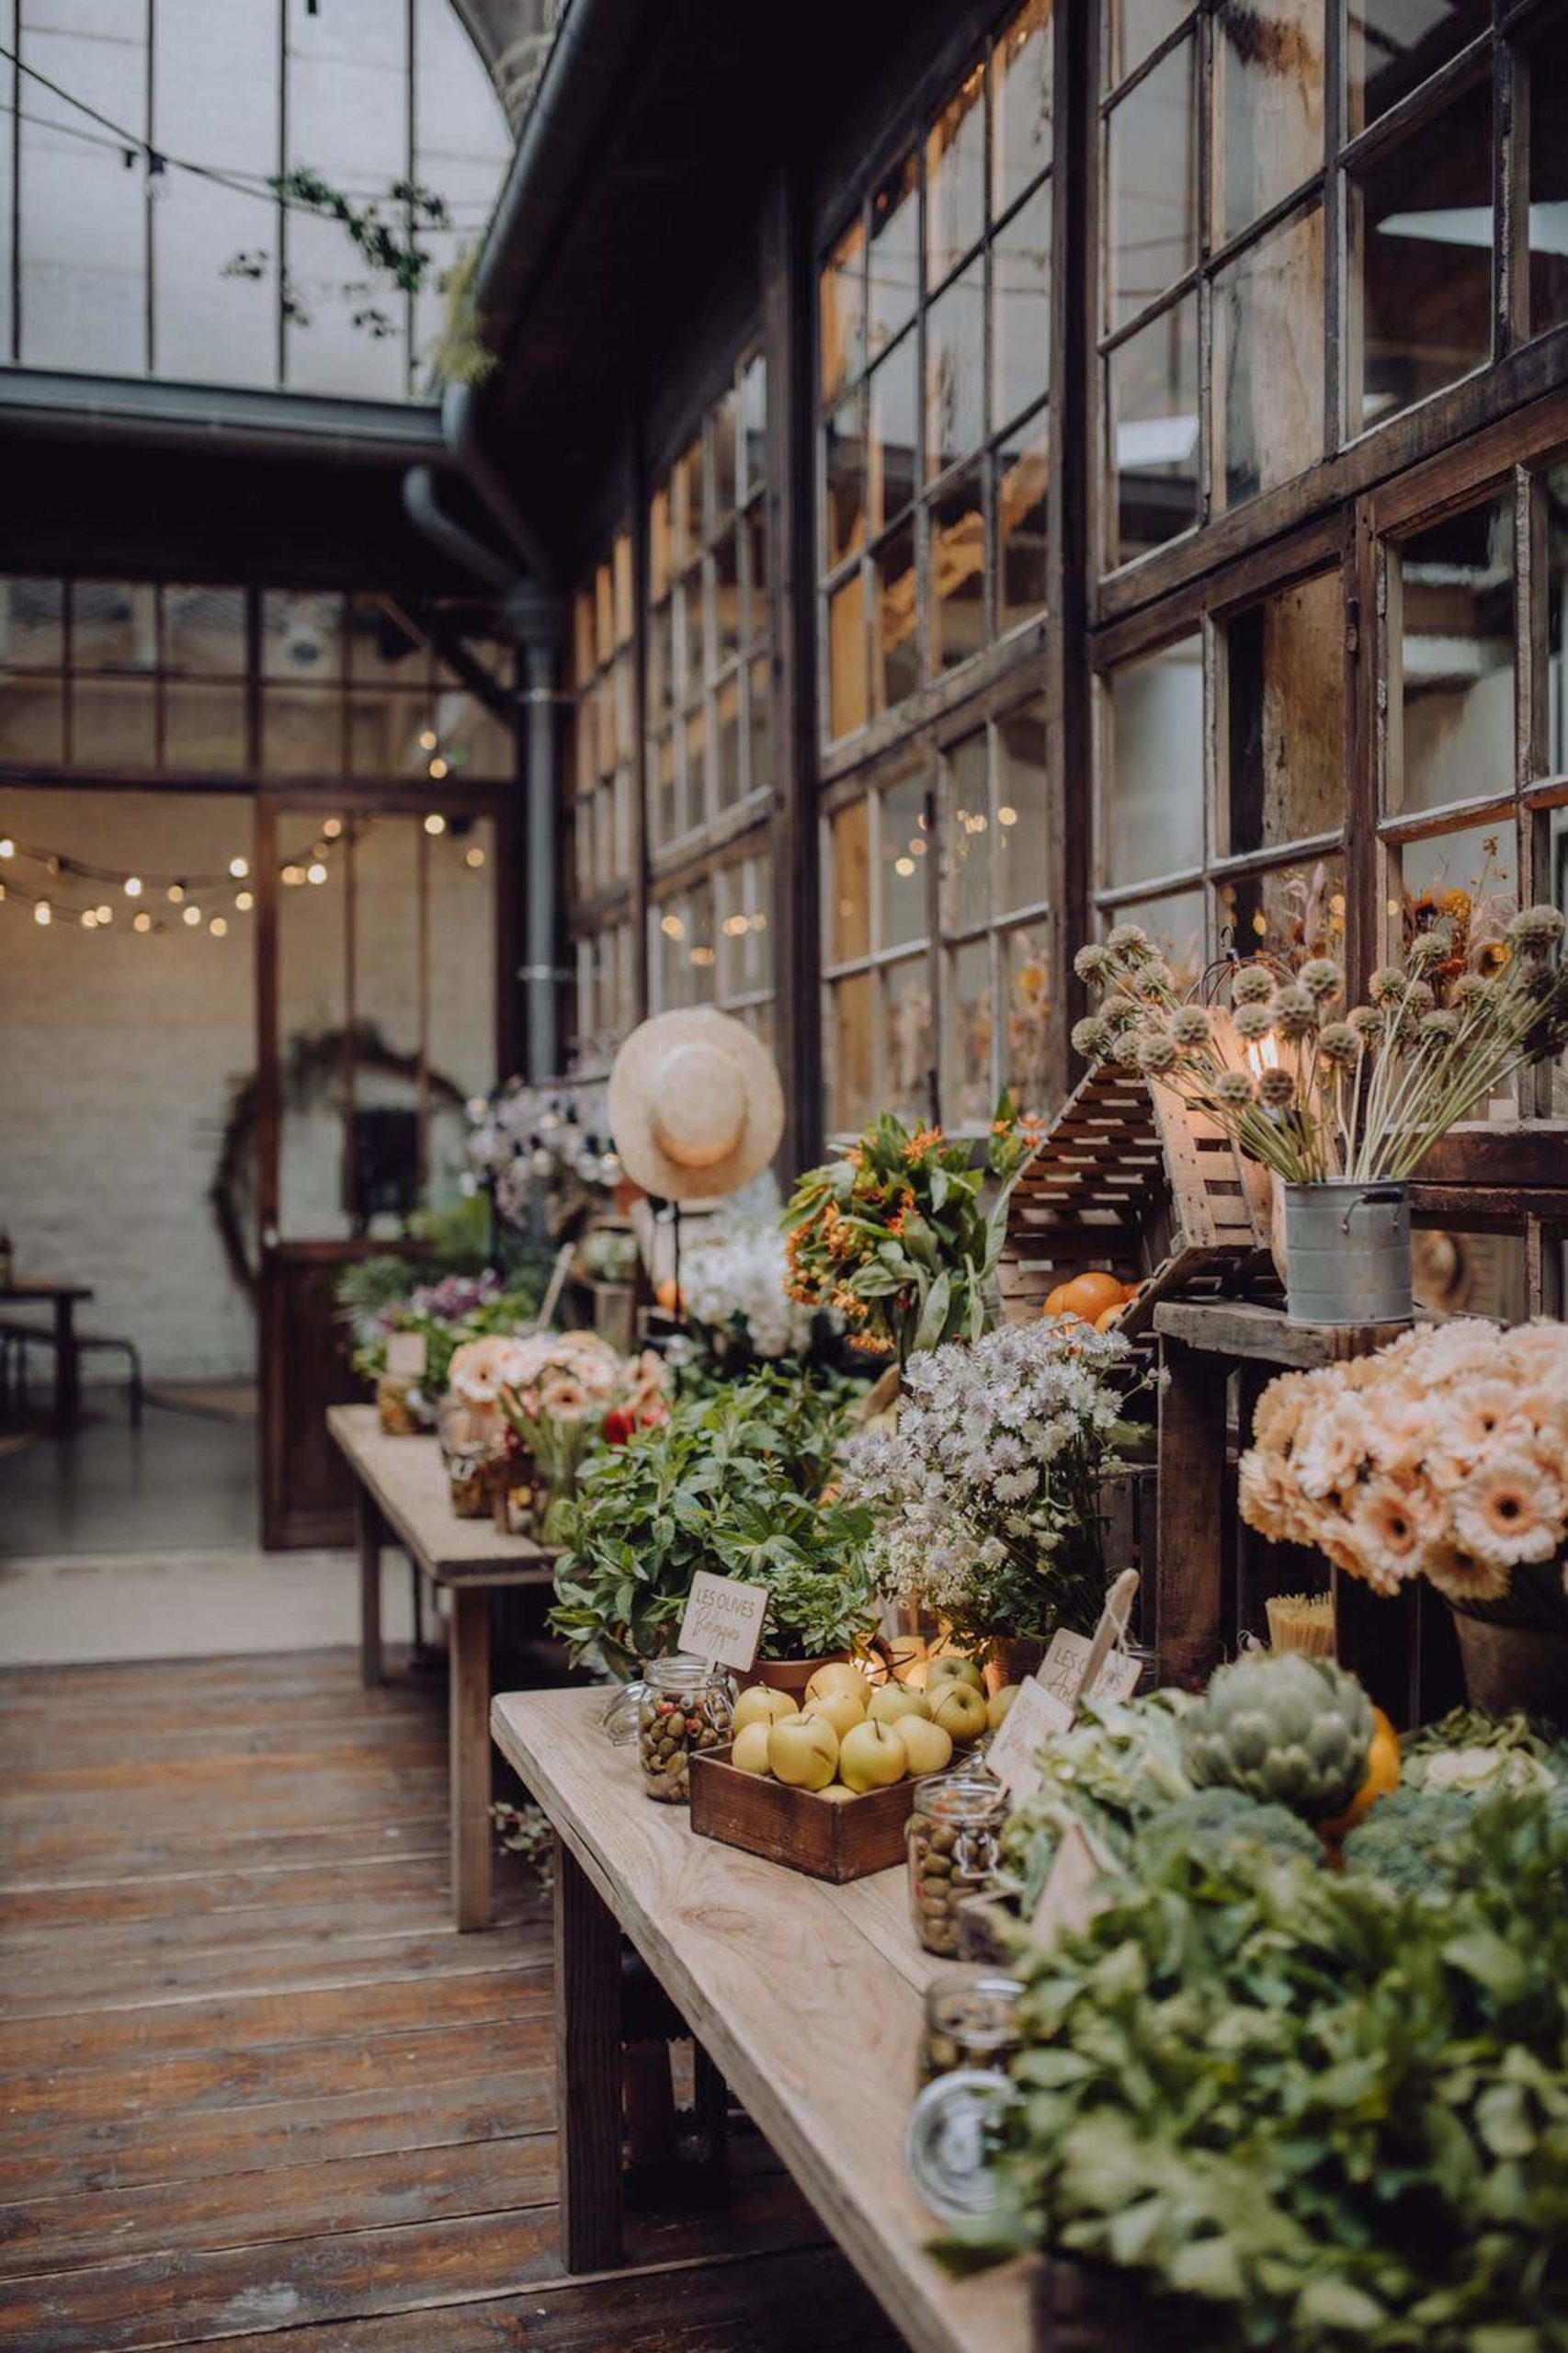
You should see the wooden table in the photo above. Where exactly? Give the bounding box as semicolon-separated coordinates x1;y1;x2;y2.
328;1404;556;1932
0;1279;94;1435
490;1685;1036;2353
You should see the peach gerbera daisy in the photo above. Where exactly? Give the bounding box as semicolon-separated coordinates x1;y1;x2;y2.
1450;1452;1565;1569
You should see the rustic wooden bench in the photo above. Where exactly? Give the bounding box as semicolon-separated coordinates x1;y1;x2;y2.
328;1403;556;1932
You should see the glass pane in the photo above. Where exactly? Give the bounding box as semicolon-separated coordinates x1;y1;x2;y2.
0;578;64;670
159;585;245;677
1215;0;1325;245
1215;207;1325;509
714;669;743;814
1356;87;1493;432
884;956;935;1127
1347;0;1488;132
1547;465;1568;777
997;699;1051;915
944;731;993;935
268;688;344;778
1414;1226;1529;1323
648;602;673;720
827;574;869;743
869;335;919;528
994;0;1053;216
348;692;424;779
1392;821;1517;957
1226;573;1345;854
1004;921;1055;1109
994;179;1052;429
426;818;498;1182
0;676;64;762
1104;635;1203;887
72;679;157;770
1396;495;1514;815
1106;37;1198;332
999;410;1050;632
926;63;987;287
1528;17;1568;341
872;521;920;717
650;726;676;853
1215;851;1346;961
711;387;738;521
883;763;931;949
1104;0;1192;90
827;972;875;1134
945;937;994;1127
278;816;350;1241
673;578;698;704
711;529;742;666
869;152;920;356
748;655;773;796
614;532;635;644
684;707;708;835
73;583;157;673
930;466;987;676
1105;885;1207;986
824;392;868;567
346;597;423;686
671;442;702;567
740;353;767;502
926;262;986;482
829;797;871;964
595;565;614;668
1108;297;1199;567
744;499;770;647
164;683;247;773
262;591;343;681
820;217;866;403
687;876;717;999
650;485;673;606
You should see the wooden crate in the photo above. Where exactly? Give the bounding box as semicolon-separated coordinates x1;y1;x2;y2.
688;1747;916;1882
998;1060;1276;1339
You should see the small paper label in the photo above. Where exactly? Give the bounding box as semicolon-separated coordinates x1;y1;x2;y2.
1030;1821;1112;1946
677;1570;770;1673
987;1675;1072;1803
386;1331;427;1378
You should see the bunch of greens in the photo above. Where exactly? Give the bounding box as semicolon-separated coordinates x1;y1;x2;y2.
1401;1705;1568;1795
548;1368;877;1675
995;1694;1197;1910
948;1790;1568;2348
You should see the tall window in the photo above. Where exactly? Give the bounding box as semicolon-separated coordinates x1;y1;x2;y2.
564;529;636;1073
649;843;775;1042
818;0;1053;745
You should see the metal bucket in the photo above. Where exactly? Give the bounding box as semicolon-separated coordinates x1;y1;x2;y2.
1282;1180;1412;1324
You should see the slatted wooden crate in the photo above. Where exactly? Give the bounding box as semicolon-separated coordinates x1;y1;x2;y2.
997;1060;1275;1338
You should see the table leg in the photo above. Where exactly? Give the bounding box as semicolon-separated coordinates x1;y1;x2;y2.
449;1585;493;1933
357;1488;385;1689
1154;1336;1230;1689
554;1835;624;2271
53;1296;81;1438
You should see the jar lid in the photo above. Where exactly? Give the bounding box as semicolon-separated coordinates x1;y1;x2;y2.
915;1762;1007;1821
904;2067;1019;2221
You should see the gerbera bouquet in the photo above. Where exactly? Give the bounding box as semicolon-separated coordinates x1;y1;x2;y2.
782;1098;1043;1363
839;1318;1148;1645
1239;1319;1568;1610
497;1330;670;1506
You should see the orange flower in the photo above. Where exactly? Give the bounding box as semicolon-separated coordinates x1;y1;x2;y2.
903;1125;943;1161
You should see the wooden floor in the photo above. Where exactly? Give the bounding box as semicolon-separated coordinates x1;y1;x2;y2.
0;1646;901;2350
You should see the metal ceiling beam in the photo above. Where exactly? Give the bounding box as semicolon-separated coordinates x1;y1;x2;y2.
0;369;445;466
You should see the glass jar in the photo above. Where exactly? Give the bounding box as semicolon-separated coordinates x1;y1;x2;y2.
376;1372;423;1437
637;1655;735;1803
907;1768;1009;1958
917;1969;1023;2088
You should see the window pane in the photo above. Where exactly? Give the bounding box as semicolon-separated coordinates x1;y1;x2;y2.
926;262;986;482
1105;886;1207;986
869;335;920;528
267;687;343;778
744;500;770;647
73;679;157;770
824;392;868;566
994;179;1052;429
164;683;247;773
740;354;767;502
944;731;993;936
945;937;994;1126
1104;0;1192;90
884;956;934;1126
997;699;1051;915
262;591;343;682
1106;36;1198;332
1355;85;1492;432
1528;17;1568;342
73;583;157;672
1215;851;1346;961
1396;495;1514;815
821;218;866;403
1214;0;1325;245
883;764;932;949
1003;921;1055;1109
1548;466;1568;777
1215;208;1325;508
162;585;246;676
648;602;673;722
714;670;743;814
1392;821;1517;954
650;726;676;853
0;676;64;762
748;655;773;796
710;388;738;521
829;797;870;964
711;529;742;666
869;152;920;357
1108;296;1199;565
1226;573;1345;853
1346;0;1488;132
929;467;988;677
994;0;1053;216
927;65;987;287
684;708;709;835
827;972;876;1133
872;521;920;716
1104;635;1203;887
349;692;424;778
0;578;64;670
827;573;869;743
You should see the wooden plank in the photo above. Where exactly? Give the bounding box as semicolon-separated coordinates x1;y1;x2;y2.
1153;1299;1412;1365
448;1586;494;1933
358;1484;385;1688
1154;1336;1230;1691
554;1836;626;2272
328;1406;555;1588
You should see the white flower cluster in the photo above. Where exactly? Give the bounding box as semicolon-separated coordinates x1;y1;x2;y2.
679;1209;819;1359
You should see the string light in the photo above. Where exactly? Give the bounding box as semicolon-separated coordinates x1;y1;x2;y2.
306;860;328;885
209;916;228;938
34;900;51;926
234;890;254;912
322;817;344;839
418;729;438;752
167;882;186;904
80;909;97;928
133;911;153;933
228;855;249;879
464;846;486;869
0;837;14;858
280;865;304;887
428;756;449;780
423;813;446;835
997;805;1018;827
95;904;112;924
123;875;143;897
894;856;915;877
182;904;201;927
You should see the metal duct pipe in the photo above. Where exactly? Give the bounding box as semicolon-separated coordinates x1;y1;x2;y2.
442;381;556;586
506;581;561;1084
401;464;513;593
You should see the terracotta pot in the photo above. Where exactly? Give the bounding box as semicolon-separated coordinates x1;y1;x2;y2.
983;1635;1046;1696
738;1653;849;1698
1452;1614;1568;1728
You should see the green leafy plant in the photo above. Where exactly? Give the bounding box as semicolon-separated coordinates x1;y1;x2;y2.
548;1369;877;1674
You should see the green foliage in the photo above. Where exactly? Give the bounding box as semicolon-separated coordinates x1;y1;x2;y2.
1341;1789;1487;1894
548;1369;878;1674
1181;1653;1375;1821
997;1693;1198;1912
948;1790;1568;2348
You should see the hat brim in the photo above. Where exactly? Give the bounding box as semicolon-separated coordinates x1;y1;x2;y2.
608;1008;785;1204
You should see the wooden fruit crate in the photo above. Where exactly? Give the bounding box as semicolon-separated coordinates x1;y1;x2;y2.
688;1746;916;1882
997;1060;1276;1340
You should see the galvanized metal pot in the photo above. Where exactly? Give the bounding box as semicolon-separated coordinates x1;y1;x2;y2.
1282;1180;1413;1324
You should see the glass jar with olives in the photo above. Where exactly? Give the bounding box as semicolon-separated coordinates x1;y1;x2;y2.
907;1768;1008;1957
637;1654;735;1802
917;1969;1023;2087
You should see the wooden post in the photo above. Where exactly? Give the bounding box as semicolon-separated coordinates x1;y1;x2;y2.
52;1293;82;1437
448;1585;493;1933
1154;1336;1230;1688
554;1836;625;2272
356;1486;383;1689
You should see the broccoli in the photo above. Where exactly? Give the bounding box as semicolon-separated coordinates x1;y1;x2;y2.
1342;1788;1479;1893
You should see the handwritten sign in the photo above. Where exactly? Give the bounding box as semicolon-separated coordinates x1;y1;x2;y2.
1036;1571;1143;1717
385;1331;427;1379
1030;1820;1112;1947
677;1570;770;1673
986;1675;1072;1803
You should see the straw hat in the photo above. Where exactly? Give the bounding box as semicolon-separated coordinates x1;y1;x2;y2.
608;1008;784;1203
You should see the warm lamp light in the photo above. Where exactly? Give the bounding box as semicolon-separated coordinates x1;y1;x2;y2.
132;912;153;934
423;813;446;835
34;900;51;926
228;856;249;880
235;890;254;912
124;875;143;898
182;904;201;927
306;861;328;885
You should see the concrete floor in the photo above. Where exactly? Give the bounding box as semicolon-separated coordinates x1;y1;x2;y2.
0;1390;257;1558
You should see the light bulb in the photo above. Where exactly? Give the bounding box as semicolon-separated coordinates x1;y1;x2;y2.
81;909;97;928
894;856;915;877
464;847;485;870
182;904;202;927
124;875;143;898
423;813;446;835
998;805;1018;827
280;864;303;886
419;729;438;752
428;756;449;780
0;837;13;858
34;900;51;926
322;816;344;840
96;904;112;924
306;860;327;885
210;916;228;938
133;911;152;933
167;882;185;904
235;890;254;913
228;855;249;880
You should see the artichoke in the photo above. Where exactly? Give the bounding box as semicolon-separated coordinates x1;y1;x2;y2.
1180;1654;1374;1822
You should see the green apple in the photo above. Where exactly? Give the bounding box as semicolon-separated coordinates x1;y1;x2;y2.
926;1654;985;1696
837;1718;908;1793
733;1685;795;1735
898;1717;954;1777
929;1682;989;1746
987;1685;1020;1732
868;1685;931;1727
817;1784;857;1804
768;1711;838;1791
804;1660;869;1711
804;1688;865;1740
731;1721;774;1775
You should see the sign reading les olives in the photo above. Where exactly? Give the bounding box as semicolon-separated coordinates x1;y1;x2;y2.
986;1675;1072;1803
678;1570;770;1673
1037;1629;1142;1712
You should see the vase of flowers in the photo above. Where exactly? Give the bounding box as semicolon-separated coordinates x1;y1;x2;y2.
1239;1318;1568;1719
840;1319;1148;1658
498;1330;669;1536
1073;906;1568;1325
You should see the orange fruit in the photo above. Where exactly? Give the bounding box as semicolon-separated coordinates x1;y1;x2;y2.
1093;1305;1123;1332
655;1277;683;1313
1043;1283;1073;1318
1322;1706;1401;1839
1054;1270;1127;1322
